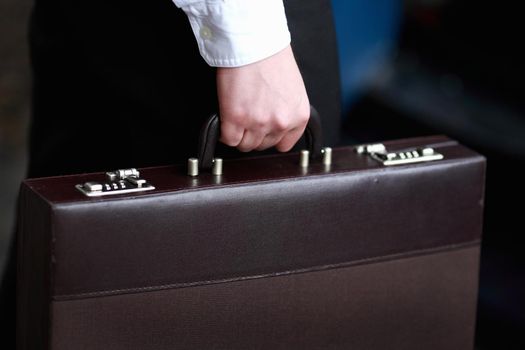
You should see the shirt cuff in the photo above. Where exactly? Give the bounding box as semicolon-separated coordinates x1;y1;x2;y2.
173;0;291;67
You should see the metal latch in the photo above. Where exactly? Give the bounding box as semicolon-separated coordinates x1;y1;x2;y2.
76;168;155;197
356;143;444;166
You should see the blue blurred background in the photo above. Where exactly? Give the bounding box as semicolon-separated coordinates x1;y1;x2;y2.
331;1;525;348
1;0;523;348
332;0;401;114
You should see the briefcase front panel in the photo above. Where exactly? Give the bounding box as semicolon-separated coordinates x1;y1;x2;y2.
50;247;479;350
17;136;485;350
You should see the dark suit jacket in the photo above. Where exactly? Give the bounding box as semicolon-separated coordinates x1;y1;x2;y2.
1;0;341;338
27;0;341;178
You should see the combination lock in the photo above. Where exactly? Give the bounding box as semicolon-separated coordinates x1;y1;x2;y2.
356;143;444;166
76;168;155;197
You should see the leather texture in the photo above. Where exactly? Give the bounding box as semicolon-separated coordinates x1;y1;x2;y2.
50;247;480;350
198;106;323;170
17;136;485;350
16;185;52;350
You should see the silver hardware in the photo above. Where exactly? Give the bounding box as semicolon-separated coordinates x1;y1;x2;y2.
356;143;386;155
126;177;147;188
105;168;140;182
422;147;435;156
76;168;154;197
212;158;223;176
187;158;199;177
356;143;444;166
322;147;332;165
300;150;310;167
84;182;103;192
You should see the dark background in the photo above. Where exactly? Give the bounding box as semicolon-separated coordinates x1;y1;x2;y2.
0;0;523;348
341;1;525;348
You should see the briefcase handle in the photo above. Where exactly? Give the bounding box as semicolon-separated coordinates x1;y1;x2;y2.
197;105;324;170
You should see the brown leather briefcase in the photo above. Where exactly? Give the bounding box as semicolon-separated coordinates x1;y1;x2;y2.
17;112;485;350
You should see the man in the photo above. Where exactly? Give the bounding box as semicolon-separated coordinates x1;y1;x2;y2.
25;0;341;177
1;0;340;338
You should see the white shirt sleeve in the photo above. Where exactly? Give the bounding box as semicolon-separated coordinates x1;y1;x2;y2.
172;0;291;67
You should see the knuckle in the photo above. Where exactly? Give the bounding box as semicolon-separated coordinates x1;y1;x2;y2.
298;110;310;125
220;128;243;147
273;117;290;132
223;107;247;126
252;113;268;129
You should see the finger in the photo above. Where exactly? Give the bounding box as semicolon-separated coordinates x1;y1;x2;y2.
237;130;265;152
255;133;285;151
220;120;244;147
275;126;306;152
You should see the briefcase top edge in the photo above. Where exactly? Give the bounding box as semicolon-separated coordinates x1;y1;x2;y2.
21;135;484;205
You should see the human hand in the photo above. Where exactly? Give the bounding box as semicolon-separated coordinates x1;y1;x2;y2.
216;45;310;152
